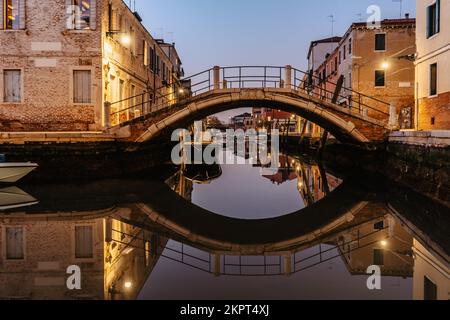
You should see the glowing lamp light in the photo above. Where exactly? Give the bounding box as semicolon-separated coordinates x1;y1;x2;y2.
124;281;132;289
380;240;388;247
381;61;389;69
120;35;131;46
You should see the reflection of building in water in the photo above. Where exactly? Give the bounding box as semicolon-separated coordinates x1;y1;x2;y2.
0;210;167;300
165;170;194;201
159;203;417;282
258;155;343;204
337;206;414;278
412;240;450;300
261;155;297;185
295;161;343;205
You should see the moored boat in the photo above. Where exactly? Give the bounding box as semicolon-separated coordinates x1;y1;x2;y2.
0;163;39;183
0;186;39;211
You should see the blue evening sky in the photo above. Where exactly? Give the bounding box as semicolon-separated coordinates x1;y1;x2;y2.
133;0;416;74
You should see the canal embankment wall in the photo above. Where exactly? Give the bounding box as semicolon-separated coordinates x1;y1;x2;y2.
320;131;450;206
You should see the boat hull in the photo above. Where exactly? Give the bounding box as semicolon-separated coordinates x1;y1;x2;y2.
0;187;38;210
0;164;38;183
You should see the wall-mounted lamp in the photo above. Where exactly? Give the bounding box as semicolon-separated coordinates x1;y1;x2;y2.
124;281;133;290
107;31;131;46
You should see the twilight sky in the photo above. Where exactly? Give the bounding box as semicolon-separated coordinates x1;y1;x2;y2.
134;0;416;73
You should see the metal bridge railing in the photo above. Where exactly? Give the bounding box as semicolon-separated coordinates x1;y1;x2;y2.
106;66;391;128
109;222;394;277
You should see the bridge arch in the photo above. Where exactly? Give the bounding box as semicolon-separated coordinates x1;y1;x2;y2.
108;66;392;145
134;88;390;144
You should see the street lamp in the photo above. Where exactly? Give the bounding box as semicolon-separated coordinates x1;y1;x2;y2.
106;31;131;46
120;35;131;46
381;60;389;69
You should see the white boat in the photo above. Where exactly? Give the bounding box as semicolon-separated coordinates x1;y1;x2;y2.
0;186;38;211
0;163;39;183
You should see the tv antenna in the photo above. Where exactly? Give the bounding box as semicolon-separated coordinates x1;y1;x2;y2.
328;15;336;37
392;0;403;18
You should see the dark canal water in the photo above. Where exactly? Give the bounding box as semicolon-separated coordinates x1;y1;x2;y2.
0;148;448;300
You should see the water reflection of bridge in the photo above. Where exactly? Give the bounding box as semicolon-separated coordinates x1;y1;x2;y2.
0;175;448;299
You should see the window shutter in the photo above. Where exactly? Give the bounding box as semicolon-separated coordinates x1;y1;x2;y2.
75;226;93;259
19;0;26;29
6;228;24;260
89;0;96;30
73;70;91;103
12;71;21;102
0;0;4;30
4;72;13;102
436;0;440;33
66;0;74;29
4;70;21;102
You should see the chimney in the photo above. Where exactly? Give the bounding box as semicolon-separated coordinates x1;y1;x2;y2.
405;13;410;19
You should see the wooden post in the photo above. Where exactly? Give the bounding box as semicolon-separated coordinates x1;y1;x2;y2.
331;75;344;104
318;130;329;158
299;120;309;145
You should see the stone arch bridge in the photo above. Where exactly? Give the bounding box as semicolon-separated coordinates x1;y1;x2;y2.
106;66;397;145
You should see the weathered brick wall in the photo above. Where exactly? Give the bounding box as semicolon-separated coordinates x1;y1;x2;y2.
0;217;104;299
353;25;416;126
418;91;450;131
103;0;178;126
0;0;103;131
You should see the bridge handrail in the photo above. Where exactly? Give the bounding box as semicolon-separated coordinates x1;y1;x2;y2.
108;66;391;127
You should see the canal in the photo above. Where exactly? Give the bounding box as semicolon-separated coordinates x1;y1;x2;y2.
0;141;448;300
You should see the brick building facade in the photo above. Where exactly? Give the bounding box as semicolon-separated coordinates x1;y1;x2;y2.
415;0;450;130
0;0;183;132
314;18;416;129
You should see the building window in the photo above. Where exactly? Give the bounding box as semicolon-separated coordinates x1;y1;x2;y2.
338;51;341;64
142;40;149;66
156;55;160;75
3;69;21;102
427;0;440;38
5;227;24;260
68;0;92;30
348;39;352;55
75;226;93;259
2;0;20;29
373;249;384;266
334;57;338;72
73;70;91;104
343;45;346;60
375;70;385;87
424;277;437;300
162;62;166;82
375;34;386;51
149;47;155;72
374;220;384;230
430;63;437;96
